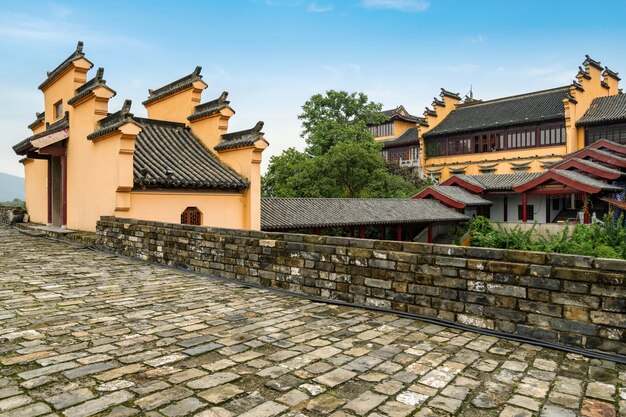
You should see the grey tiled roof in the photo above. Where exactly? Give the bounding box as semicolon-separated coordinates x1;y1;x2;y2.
382;127;418;148
13;116;70;155
564;158;624;176
68;68;116;105
133;118;248;190
552;169;622;191
430;185;493;206
27;112;45;130
142;66;203;106
87;100;137;141
261;198;469;230
576;94;626;126
215;121;265;151
424;86;570;137
381;105;420;123
188;91;230;121
38;41;92;91
455;173;543;191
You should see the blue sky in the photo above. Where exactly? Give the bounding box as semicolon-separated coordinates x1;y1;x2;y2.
2;0;626;177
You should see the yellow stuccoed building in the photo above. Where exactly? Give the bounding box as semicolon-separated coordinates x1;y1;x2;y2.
13;42;268;232
418;56;621;181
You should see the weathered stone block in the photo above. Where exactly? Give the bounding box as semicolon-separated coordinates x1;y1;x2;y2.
590;311;626;328
516;325;557;342
594;257;626;272
435;257;467;268
486;283;525;298
466;246;504;260
602;298;626;313
563;305;589;322
459;291;494;306
519;276;560;291
551;319;597;336
518;300;562;317
364;278;392;289
483;306;526;323
504;249;546;264
457;314;494;329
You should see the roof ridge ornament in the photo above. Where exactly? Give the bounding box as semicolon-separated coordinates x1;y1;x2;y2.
121;99;132;116
252;121;264;132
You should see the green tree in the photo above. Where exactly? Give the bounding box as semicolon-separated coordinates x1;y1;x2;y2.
262;90;418;198
299;90;386;157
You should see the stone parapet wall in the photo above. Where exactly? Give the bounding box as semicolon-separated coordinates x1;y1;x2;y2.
0;205;25;224
96;216;626;355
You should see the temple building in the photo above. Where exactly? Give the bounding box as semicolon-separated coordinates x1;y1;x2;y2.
13;42;268;232
418;56;621;181
369;106;423;170
414;139;626;224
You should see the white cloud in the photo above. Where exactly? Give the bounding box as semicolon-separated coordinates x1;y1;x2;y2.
307;2;334;12
464;34;486;43
362;0;429;12
0;12;149;48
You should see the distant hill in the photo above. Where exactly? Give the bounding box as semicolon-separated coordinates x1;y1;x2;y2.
0;172;25;202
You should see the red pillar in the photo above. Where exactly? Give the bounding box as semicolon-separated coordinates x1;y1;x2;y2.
61;154;67;228
428;224;433;243
396;225;403;241
314;227;321;235
583;194;590;224
522;193;528;223
359;225;365;239
379;226;385;240
47;158;52;226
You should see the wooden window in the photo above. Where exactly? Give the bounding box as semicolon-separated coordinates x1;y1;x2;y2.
585;123;626;146
369;122;394;138
181;207;202;225
54;100;63;119
517;205;534;221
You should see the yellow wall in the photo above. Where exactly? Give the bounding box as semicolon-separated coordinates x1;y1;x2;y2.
145;80;207;125
216;141;268;230
41;58;91;125
565;64;619;152
421;58;620;181
190;108;234;150
374;120;416;142
125;191;245;229
21;52;266;233
23;159;48;224
425;146;565;179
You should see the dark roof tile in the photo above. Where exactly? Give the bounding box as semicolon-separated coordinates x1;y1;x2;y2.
13;115;70;155
27;112;45;130
188;91;230;121
382;127;418;148
424;86;570;137
134;118;248;190
430;185;493;206
38;41;92;90
142;66;204;106
215;121;265;151
576;94;626;126
261;198;469;230
455;172;543;191
67;67;116;105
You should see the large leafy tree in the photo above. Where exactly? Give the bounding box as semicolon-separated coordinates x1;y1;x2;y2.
262;90;418;198
299;90;387;157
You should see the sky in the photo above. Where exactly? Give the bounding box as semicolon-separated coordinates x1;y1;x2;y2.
2;0;626;177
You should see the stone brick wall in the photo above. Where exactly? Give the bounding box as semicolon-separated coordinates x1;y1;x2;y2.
96;216;626;355
0;205;25;224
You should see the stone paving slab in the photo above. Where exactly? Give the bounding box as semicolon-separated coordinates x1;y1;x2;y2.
0;225;624;417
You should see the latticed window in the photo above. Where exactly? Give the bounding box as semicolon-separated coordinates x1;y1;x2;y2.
181;207;202;225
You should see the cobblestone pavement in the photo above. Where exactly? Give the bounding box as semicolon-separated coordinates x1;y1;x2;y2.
0;225;624;417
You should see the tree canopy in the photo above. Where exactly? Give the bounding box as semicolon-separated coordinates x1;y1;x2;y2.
262;90;420;198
